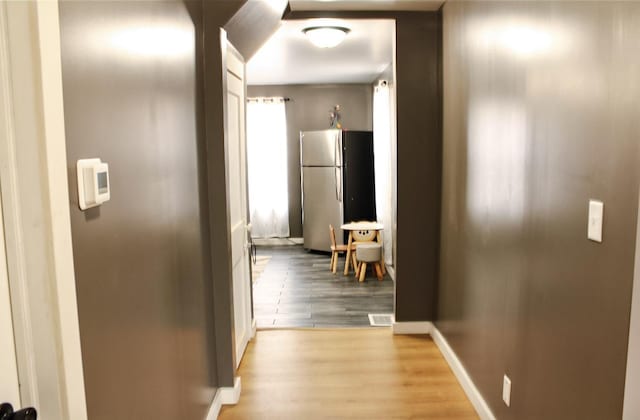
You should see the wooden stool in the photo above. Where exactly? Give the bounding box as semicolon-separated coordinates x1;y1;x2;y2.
355;243;383;282
351;227;377;277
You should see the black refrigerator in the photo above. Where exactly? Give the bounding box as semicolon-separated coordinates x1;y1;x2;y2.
300;129;376;252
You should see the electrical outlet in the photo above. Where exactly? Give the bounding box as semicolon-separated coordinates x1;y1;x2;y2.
503;375;512;407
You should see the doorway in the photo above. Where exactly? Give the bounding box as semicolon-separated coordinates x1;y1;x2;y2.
244;19;398;329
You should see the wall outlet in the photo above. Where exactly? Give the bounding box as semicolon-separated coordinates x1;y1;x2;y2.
503;375;512;407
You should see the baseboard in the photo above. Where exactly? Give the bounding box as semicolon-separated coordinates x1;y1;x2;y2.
392;321;433;335
430;327;496;420
220;377;242;405
253;237;303;246
205;377;242;420
251;318;257;338
393;320;495;419
386;265;396;281
205;391;222;420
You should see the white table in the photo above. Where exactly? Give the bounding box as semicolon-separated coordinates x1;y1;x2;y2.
340;222;385;276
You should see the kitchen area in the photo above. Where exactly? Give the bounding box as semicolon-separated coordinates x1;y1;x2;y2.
245;18;397;328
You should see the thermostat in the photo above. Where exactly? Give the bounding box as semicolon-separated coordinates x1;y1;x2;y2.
77;158;110;210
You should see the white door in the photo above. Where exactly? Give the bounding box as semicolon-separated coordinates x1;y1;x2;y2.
0;188;21;406
226;45;252;367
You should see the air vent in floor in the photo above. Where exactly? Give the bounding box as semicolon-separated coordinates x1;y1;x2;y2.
368;313;394;327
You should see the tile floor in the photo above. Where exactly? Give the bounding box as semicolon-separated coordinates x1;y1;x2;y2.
252;245;394;328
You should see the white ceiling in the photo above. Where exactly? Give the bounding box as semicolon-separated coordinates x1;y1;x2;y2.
289;0;444;11
247;19;395;85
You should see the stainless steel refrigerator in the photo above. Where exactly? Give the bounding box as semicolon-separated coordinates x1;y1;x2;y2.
300;129;376;252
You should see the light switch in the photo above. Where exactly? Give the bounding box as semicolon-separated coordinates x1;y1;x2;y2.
503;375;512;407
588;200;604;243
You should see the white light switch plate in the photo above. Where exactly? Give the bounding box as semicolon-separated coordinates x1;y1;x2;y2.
588;200;604;243
503;375;511;407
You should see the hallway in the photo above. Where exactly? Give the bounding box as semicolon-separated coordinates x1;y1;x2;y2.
219;329;477;419
4;1;640;419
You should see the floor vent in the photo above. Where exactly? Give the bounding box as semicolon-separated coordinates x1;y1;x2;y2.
368;313;394;327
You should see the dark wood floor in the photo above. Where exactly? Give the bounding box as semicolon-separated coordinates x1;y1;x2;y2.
253;245;394;328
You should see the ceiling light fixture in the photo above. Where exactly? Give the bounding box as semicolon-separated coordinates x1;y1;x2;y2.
302;26;350;48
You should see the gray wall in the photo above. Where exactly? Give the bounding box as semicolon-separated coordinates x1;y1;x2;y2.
394;13;442;321
60;2;217;418
438;2;640;419
247;84;373;237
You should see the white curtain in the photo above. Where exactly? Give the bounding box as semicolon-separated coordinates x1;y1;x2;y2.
246;98;290;238
373;83;394;266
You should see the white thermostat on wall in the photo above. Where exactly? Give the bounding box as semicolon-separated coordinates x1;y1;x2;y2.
77;158;110;210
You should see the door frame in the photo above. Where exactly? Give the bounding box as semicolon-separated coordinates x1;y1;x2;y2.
0;180;20;407
623;189;640;419
243;18;399;324
0;1;86;418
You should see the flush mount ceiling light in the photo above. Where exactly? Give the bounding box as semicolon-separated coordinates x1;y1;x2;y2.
302;26;350;48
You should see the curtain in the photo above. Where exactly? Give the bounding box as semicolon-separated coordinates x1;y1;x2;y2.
246;98;290;238
373;83;394;266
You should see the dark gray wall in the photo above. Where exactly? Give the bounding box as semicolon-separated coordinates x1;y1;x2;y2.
394;13;442;321
438;2;640;419
247;84;373;237
60;1;216;418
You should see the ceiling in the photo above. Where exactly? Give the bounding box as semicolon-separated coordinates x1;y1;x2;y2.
247;19;395;85
289;0;444;11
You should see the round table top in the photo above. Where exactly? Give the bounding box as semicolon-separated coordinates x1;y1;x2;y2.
341;221;384;231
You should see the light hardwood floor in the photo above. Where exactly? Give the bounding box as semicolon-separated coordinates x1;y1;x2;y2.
219;329;478;419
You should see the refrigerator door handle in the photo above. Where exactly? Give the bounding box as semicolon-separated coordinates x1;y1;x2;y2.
335;166;339;201
333;133;340;166
339;133;343;202
334;132;340;202
337;167;342;202
338;131;343;167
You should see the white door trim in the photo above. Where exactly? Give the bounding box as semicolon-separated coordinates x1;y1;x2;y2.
0;179;20;406
0;0;33;407
0;1;86;418
623;188;640;419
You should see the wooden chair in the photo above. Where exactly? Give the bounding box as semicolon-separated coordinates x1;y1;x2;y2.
329;225;358;274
